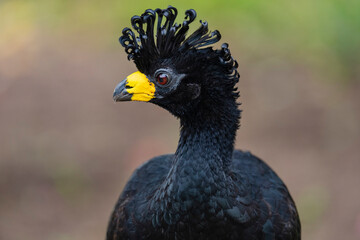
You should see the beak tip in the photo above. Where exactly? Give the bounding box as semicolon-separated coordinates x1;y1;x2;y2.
113;90;132;102
113;79;132;102
112;93;119;102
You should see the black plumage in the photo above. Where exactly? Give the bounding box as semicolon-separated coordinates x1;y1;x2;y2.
109;6;301;240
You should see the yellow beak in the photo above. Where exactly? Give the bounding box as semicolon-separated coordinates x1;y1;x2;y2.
113;71;156;102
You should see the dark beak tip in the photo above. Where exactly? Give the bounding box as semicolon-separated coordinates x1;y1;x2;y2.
113;79;132;102
113;90;132;102
112;92;120;102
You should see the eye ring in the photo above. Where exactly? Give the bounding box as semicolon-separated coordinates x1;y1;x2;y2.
156;73;169;86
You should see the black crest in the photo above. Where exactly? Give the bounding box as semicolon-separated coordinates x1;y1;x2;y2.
119;6;222;72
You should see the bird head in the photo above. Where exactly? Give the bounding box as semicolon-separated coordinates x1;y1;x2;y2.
113;6;240;118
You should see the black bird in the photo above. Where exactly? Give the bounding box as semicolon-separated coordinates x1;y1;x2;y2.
108;6;300;240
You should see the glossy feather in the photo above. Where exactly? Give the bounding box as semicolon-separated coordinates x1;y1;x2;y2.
107;151;300;239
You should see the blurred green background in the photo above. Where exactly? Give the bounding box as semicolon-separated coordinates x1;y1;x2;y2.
1;0;359;239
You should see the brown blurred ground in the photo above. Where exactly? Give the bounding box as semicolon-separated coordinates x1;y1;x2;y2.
1;2;360;240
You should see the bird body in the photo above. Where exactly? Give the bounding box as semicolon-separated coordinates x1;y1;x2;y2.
108;151;300;239
108;6;300;240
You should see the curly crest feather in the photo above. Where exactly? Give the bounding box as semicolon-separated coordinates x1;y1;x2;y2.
119;6;239;86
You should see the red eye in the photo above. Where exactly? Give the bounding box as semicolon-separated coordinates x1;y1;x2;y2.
156;73;168;85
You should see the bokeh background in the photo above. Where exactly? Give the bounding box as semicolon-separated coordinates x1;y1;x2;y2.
1;0;359;239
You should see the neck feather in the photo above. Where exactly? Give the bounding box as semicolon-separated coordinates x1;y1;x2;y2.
148;95;240;227
163;100;239;197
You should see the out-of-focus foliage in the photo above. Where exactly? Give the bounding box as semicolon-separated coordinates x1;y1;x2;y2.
1;0;359;84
